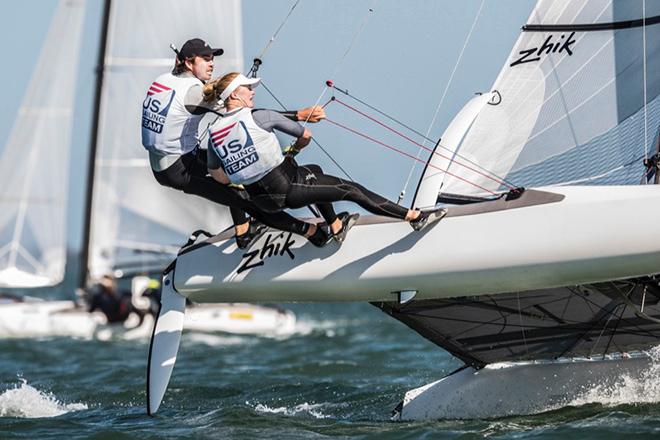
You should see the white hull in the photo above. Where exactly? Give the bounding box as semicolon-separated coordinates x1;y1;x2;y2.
171;185;660;303
396;353;657;420
184;304;295;335
0;300;104;339
0;299;295;339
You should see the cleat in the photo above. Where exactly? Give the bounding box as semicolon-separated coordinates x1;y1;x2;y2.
235;220;266;249
410;208;447;231
333;212;360;243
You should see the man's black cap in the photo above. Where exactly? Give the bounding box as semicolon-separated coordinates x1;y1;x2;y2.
178;38;224;60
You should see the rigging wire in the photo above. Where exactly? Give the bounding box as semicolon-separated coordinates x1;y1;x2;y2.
325;82;517;189
300;0;379;132
328;97;516;190
249;0;302;77
328;0;379;87
287;1;378;179
615;281;660;325
589;302;620;360
246;1;379;180
258;80;354;181
324;116;497;195
328;83;437;144
238;0;354;181
516;292;529;358
398;0;486;204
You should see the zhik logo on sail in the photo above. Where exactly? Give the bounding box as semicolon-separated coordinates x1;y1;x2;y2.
209;121;259;176
510;32;576;67
142;82;175;134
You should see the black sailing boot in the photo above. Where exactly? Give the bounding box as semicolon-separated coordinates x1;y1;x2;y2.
409;208;447;231
235;220;266;249
307;223;332;247
333;212;360;243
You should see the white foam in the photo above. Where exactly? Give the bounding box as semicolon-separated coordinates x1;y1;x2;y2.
0;379;87;418
253;402;332;419
185;333;252;346
568;347;660;408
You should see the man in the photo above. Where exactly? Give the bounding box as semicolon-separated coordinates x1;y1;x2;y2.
141;38;328;248
86;274;140;324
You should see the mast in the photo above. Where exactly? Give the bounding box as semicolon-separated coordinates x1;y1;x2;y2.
79;0;112;289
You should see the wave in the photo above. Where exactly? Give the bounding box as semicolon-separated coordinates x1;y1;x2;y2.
184;333;254;347
253;402;332;419
0;378;87;418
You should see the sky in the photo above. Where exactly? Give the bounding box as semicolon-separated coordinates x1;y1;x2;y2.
0;0;535;259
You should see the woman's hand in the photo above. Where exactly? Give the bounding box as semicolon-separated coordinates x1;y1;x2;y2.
296;106;326;123
293;128;312;149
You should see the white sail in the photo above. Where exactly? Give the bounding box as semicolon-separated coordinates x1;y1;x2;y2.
0;0;86;288
441;0;660;196
88;0;243;279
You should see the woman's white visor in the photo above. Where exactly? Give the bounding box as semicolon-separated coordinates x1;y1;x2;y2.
220;74;261;101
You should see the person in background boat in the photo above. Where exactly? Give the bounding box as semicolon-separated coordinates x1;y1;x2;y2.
140;278;163;317
203;72;447;243
141;38;330;248
85;274;144;325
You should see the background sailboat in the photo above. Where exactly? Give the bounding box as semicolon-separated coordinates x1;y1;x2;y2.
0;0;296;338
0;0;242;291
0;0;85;288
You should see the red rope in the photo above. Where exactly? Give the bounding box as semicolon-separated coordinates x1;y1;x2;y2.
325;118;497;195
331;98;515;190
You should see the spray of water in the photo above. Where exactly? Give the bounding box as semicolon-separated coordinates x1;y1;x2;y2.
568;347;660;408
253;402;332;419
0;378;87;418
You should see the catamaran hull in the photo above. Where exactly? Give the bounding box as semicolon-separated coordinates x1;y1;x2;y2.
0;300;295;339
171;185;660;303
394;353;657;420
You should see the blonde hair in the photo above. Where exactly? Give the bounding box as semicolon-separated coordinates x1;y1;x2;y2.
202;72;240;103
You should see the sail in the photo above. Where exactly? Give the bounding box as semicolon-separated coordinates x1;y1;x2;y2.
441;0;660;196
87;0;243;279
0;0;86;288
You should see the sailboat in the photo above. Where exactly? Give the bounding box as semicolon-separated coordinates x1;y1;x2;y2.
147;0;660;418
0;0;295;339
0;0;84;289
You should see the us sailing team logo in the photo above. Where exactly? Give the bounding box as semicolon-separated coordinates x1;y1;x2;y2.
209;121;259;175
510;31;576;67
142;81;175;133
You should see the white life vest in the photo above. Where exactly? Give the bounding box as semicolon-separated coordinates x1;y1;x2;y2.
207;108;284;185
141;73;203;155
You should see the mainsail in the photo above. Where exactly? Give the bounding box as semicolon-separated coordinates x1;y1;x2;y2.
85;0;243;281
440;0;660;196
0;0;86;288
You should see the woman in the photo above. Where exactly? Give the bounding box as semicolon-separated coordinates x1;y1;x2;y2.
141;38;329;248
203;72;447;243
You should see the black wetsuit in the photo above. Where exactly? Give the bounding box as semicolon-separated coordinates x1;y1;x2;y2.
209;108;408;229
246;157;409;222
87;284;133;324
153;148;310;235
147;72;311;236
